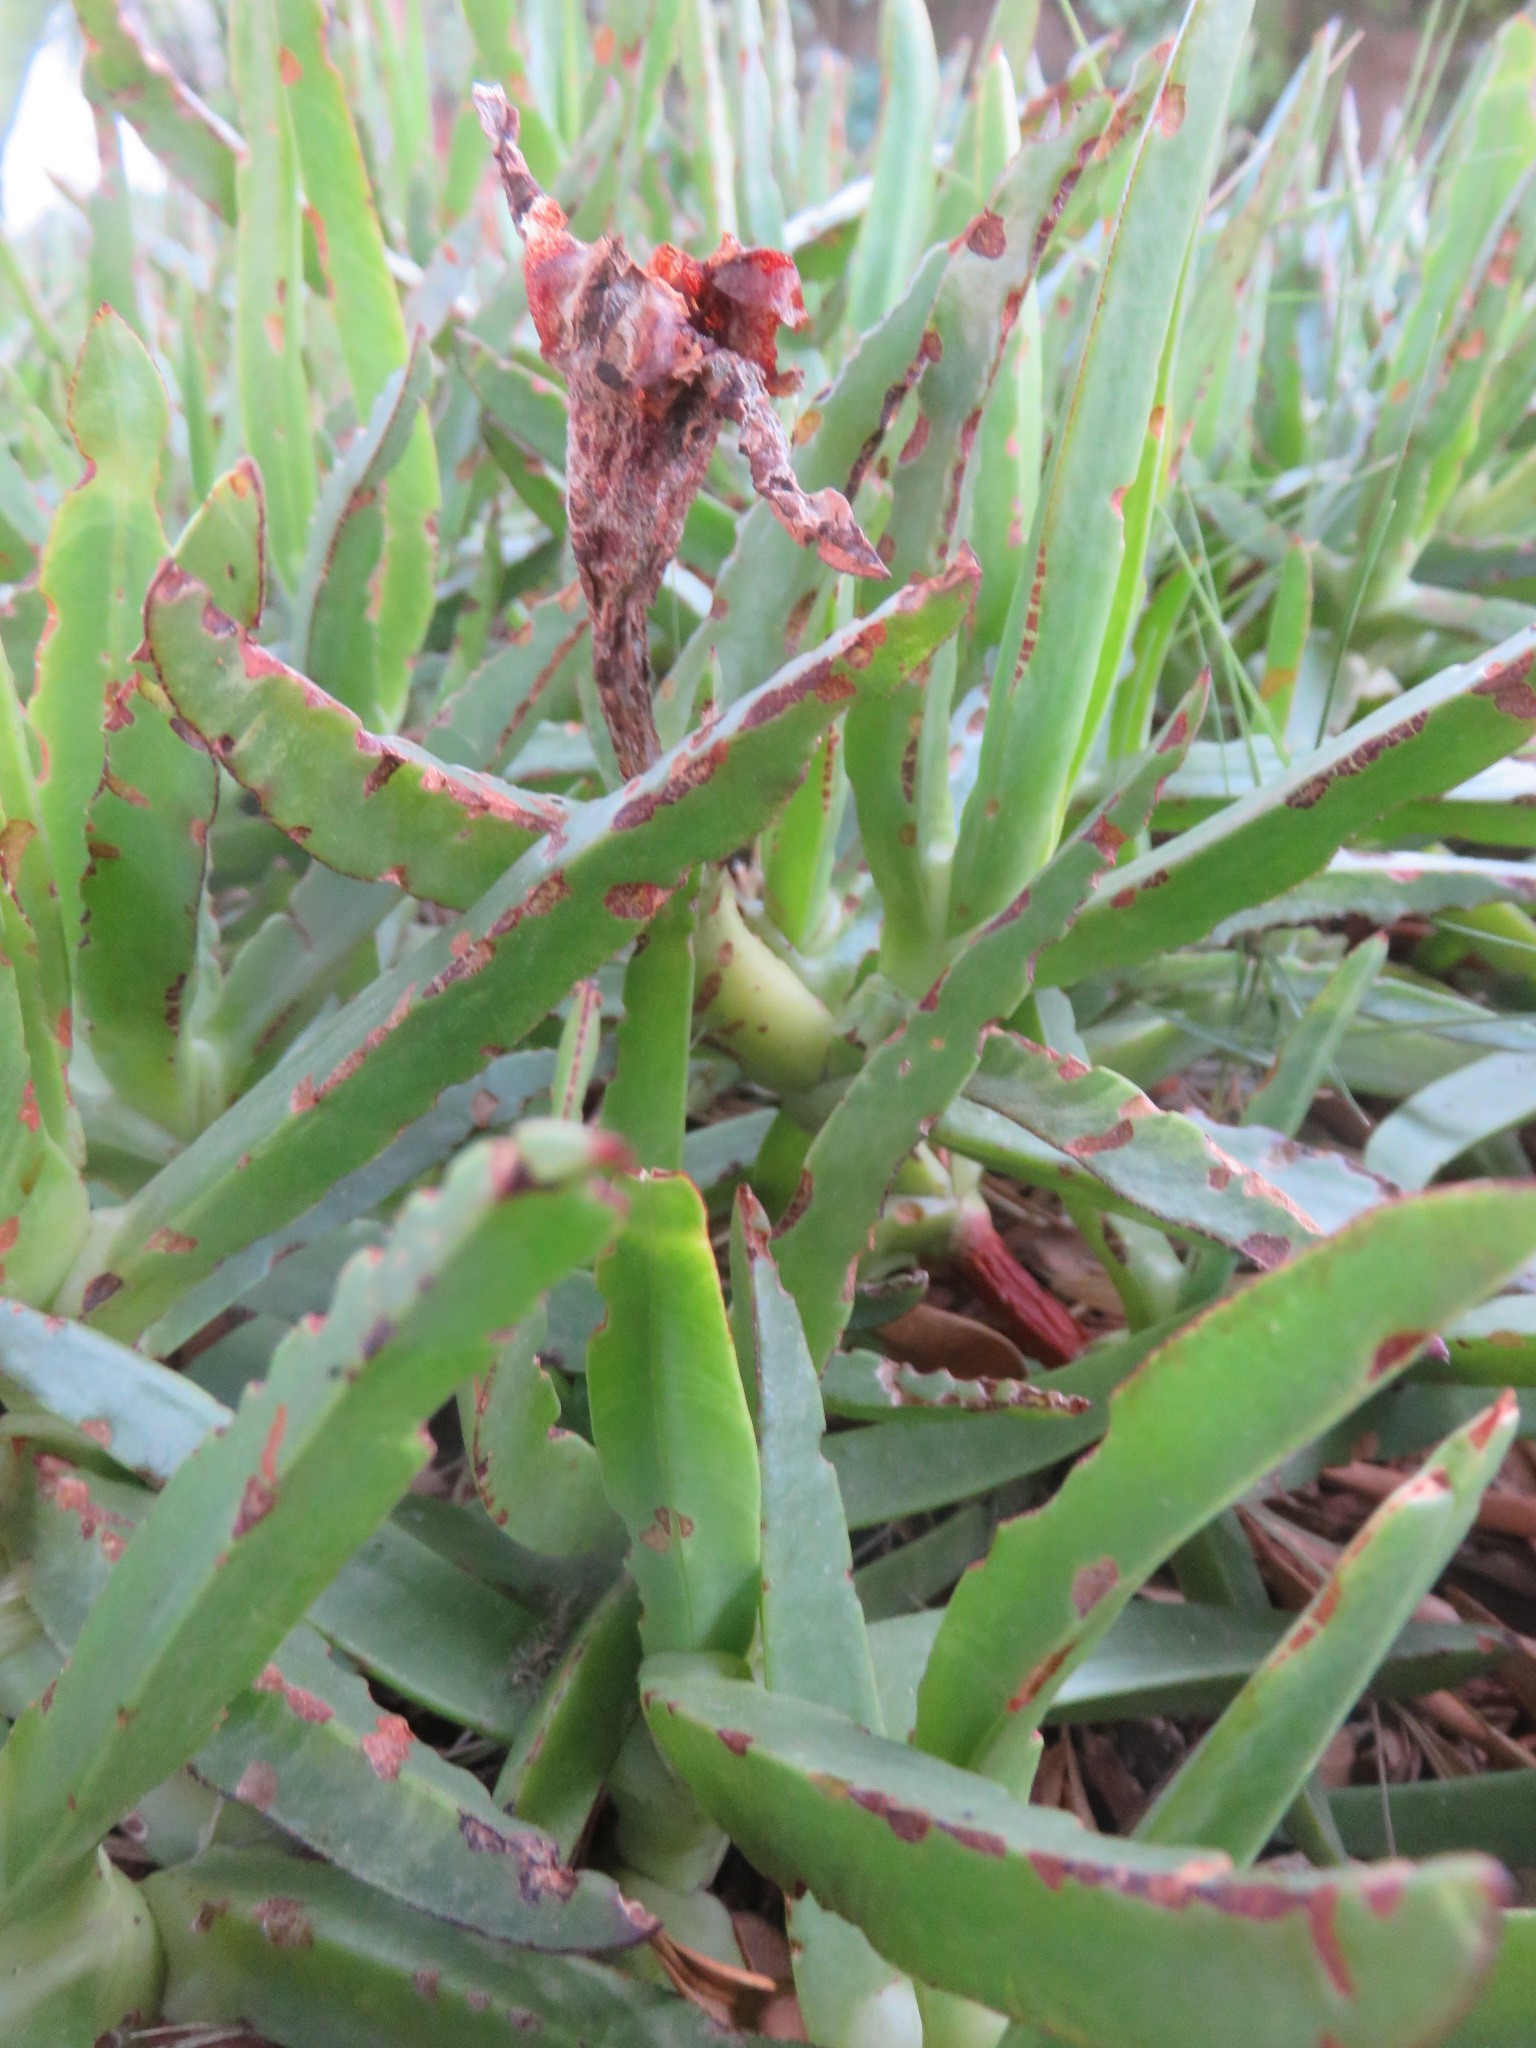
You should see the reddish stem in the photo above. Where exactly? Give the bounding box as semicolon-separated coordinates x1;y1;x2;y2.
954;1206;1085;1367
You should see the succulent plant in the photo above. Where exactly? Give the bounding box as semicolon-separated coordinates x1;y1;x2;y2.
2;1;1536;2044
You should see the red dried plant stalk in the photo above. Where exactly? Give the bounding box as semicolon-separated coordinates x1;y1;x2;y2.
953;1201;1086;1367
473;84;886;778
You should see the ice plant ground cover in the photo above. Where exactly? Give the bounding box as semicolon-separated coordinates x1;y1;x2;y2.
7;0;1536;2041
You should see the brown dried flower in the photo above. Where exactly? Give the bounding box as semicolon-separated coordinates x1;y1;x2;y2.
473;84;886;778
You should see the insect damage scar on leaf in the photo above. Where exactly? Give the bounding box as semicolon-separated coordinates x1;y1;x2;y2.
457;1811;582;1903
473;84;886;781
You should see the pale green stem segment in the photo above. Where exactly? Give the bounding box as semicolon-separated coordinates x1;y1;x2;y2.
602;885;696;1170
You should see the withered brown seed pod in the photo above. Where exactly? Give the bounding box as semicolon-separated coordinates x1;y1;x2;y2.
473;84;885;779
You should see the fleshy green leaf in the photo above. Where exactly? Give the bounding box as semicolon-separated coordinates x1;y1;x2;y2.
644;1657;1507;2048
588;1173;759;1657
916;1183;1536;1773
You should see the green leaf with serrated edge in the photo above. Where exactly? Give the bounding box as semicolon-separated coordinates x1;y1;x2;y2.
71;0;240;219
0;1849;164;2046
77;464;264;1137
276;0;439;724
82;560;977;1343
915;1183;1536;1777
426;581;590;773
961;1030;1319;1266
778;683;1202;1364
289;338;433;726
19;1441;547;1747
588;1174;758;1656
463;1307;617;1559
194;1623;648;1949
173;455;267;632
0;1127;625;1919
140;1047;558;1360
0;1299;223;1483
231;0;312;592
142;562;571;910
601;886;694;1171
29;307;168;952
0;653;89;1294
951;0;1254;928
497;1577;643;1860
739;1186;920;2048
1140;1394;1518;1863
847;82;1122;984
1036;622;1536;986
644;1658;1508;2048
820;1347;1086;1421
827;1329;1155;1529
935;1108;1379;1259
14;1459;625;1942
144;1849;739;2046
1176;36;1331;465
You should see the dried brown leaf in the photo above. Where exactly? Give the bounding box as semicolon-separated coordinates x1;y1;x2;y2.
473;85;884;777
